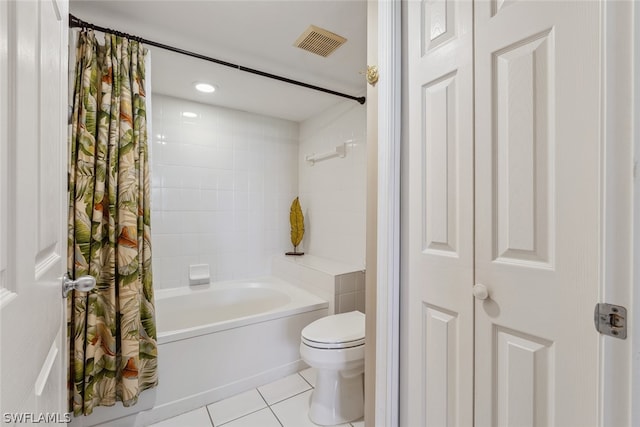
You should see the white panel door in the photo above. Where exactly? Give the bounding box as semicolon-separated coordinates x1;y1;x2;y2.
404;0;603;425
405;0;475;425
0;0;69;423
474;1;601;426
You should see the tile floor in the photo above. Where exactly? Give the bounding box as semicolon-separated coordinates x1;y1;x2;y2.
150;368;364;427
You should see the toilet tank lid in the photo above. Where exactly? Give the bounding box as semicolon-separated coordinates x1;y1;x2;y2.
301;311;365;344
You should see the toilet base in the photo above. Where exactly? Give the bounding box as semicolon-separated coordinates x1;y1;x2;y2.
308;368;364;426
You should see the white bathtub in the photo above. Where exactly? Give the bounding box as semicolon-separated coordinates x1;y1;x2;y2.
79;277;328;427
155;278;326;343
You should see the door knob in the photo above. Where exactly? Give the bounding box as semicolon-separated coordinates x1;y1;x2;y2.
62;273;96;298
473;284;489;300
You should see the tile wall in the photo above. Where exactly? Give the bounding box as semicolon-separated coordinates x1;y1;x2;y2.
151;94;299;289
298;100;367;268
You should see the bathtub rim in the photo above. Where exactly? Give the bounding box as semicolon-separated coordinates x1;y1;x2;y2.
154;276;329;344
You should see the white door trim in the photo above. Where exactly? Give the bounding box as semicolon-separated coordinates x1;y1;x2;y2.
601;1;637;425
375;0;401;426
631;1;640;424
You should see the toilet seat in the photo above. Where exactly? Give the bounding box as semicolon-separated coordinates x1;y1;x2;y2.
301;311;365;349
302;336;364;349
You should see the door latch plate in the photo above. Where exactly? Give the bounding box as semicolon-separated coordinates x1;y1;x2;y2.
594;303;627;339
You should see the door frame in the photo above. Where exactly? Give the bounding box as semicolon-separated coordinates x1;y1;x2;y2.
383;1;638;426
374;0;401;426
598;0;636;425
633;2;640;424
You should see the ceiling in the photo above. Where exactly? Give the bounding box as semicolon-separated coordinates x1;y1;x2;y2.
69;0;368;122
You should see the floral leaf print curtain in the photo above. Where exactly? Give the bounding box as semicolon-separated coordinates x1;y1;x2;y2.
67;29;157;416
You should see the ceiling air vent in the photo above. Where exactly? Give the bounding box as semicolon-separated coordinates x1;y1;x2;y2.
294;25;347;57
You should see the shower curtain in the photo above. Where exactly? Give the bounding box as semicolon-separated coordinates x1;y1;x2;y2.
67;29;157;416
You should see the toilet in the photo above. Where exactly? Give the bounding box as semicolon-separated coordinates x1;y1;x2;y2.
300;311;365;426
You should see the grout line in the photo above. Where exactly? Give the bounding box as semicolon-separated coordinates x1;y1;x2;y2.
267;388;312;407
216;406;269;426
169;371;318;427
256;388;284;427
298;371;315;388
205;404;216;427
208;389;269;427
267;405;284;427
256;375;312;406
256;387;269;406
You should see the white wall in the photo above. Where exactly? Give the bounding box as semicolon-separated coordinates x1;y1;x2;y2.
151;94;298;289
298;100;367;268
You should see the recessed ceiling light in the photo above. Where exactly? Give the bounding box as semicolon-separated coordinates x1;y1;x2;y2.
194;83;216;93
182;111;198;118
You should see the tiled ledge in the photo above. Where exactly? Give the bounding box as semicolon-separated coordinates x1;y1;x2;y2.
272;254;365;315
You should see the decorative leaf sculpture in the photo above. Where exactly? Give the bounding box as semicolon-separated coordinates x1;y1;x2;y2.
288;197;305;255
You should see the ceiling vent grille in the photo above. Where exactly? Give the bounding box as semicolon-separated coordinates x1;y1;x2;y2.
294;25;347;57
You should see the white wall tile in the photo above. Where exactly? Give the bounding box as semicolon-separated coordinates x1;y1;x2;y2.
161;166;181;188
182;212;201;233
234;150;250;171
200;190;218;211
356;290;366;314
218;170;234;191
198;212;217;234
248;192;264;212
152;164;164;188
198;233;217;255
215;149;234;170
217;190;234;211
218;137;234;151
233;171;249;192
162;188;182;211
215;212;234;234
338;292;356;313
356;271;365;291
298;100;366;268
182;189;201;211
339;274;357;294
162;212;183;234
201;169;218;190
234;192;249;212
151;188;162;211
151;94;298;289
159;234;183;258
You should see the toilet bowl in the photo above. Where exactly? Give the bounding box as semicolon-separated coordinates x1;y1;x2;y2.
300;311;365;426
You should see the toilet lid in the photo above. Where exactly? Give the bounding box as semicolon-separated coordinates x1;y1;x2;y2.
301;311;365;349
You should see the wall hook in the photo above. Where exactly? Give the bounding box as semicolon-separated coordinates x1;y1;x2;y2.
364;65;378;87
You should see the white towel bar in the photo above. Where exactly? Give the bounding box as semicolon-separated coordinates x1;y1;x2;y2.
305;143;346;165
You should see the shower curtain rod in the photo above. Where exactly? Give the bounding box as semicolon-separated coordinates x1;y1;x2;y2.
68;14;366;105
